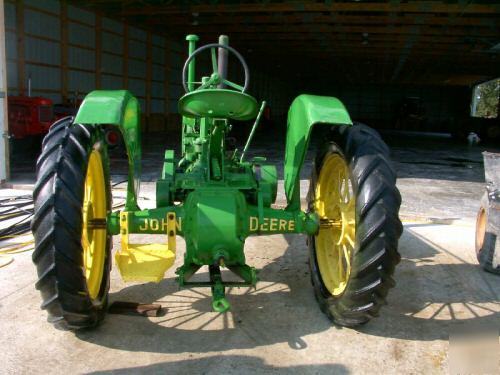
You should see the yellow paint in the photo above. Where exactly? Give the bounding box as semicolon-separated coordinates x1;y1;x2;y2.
115;212;176;282
249;216;295;232
81;150;107;300
250;217;258;231
139;220;148;231
279;219;287;231
270;218;278;231
261;218;269;231
138;217;182;232
314;154;355;296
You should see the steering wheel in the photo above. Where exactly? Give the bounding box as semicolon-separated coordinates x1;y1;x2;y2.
182;43;250;93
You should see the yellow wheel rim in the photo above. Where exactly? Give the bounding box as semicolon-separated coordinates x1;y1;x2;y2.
82;150;107;300
314;153;355;296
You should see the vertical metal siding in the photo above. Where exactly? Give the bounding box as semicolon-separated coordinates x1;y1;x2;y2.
68;70;95;93
68;22;95;48
151;81;164;97
67;5;95;26
24;9;60;39
24;63;60;90
101;53;123;75
25;36;60;65
151;99;164;113
128;59;146;79
151;65;164;82
152;46;164;65
128;26;146;42
6;0;180;119
5;31;16;59
128;78;146;98
6;61;17;91
68;46;95;71
24;0;60;14
101;74;123;90
102;32;123;55
4;2;16;29
102;17;123;34
152;35;164;48
128;39;146;59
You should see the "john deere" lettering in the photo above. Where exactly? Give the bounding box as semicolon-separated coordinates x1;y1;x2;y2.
139;217;182;232
249;216;295;232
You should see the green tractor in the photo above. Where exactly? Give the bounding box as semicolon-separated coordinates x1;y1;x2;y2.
31;35;402;329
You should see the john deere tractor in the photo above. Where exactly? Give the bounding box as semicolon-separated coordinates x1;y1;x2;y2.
32;35;402;330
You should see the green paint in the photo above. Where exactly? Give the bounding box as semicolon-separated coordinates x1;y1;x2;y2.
75;90;141;210
284;94;352;210
88;35;352;312
186;34;199;92
240;101;266;162
179;89;258;120
107;202;318;238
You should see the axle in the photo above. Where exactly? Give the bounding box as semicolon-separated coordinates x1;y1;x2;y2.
109;201;318;312
107;205;319;238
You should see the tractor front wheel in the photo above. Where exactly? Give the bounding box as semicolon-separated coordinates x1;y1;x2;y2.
308;123;403;327
31;117;112;330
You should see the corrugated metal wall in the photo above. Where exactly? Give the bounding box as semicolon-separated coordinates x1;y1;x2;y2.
4;0;185;130
3;1;473;135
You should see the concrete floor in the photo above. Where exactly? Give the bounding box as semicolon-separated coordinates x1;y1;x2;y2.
1;132;499;374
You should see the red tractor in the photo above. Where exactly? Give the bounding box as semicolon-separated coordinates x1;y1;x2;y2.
7;96;54;139
7;95;121;149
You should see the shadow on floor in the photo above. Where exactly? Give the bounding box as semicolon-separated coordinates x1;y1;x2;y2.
89;355;349;375
76;228;500;354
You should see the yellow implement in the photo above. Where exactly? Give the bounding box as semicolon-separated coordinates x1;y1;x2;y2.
115;211;176;283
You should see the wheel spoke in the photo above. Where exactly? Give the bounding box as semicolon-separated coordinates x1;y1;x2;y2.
211;48;218;73
222;79;244;91
343;174;350;201
345;232;355;248
337;245;344;281
337;169;343;199
342;244;351;271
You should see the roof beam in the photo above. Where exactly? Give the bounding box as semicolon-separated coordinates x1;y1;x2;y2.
120;2;500;16
181;33;486;46
146;13;500;29
153;24;499;38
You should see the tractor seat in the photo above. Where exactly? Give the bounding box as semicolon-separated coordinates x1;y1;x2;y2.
178;89;259;121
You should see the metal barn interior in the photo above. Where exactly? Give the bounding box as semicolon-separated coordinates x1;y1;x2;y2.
0;0;499;178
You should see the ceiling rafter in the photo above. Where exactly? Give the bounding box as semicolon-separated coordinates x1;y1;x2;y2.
118;2;500;16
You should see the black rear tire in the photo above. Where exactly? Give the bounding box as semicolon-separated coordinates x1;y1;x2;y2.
31;117;112;330
308;123;403;326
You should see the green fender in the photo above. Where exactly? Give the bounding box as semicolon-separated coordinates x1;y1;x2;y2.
284;94;352;210
74;90;141;210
